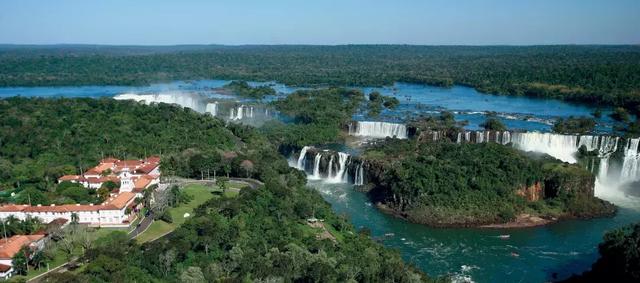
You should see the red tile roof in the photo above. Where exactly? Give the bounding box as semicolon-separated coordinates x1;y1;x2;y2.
84;176;119;184
0;205;28;213
145;156;161;163
134;177;152;191
0;192;135;213
24;204;101;213
103;192;136;210
58;175;81;181
0;235;44;259
135;163;159;174
100;157;120;164
0;263;11;272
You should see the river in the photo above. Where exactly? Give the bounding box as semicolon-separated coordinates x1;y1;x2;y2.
1;80;638;283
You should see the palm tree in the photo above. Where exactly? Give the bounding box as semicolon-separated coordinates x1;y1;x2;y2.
71;213;79;225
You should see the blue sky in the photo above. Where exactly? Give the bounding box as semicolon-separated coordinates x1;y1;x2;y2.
0;0;638;45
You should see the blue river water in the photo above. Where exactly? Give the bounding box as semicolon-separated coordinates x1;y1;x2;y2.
1;80;636;282
1;80;620;133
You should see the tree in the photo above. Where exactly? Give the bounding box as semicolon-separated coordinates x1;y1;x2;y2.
216;178;228;195
12;246;30;275
96;187;110;202
71;213;79;225
101;180;119;191
159;249;176;278
30;250;45;270
240;160;254;178
77;226;97;254
480;118;506;131
16;188;48;206
160;210;173;223
180;266;206;283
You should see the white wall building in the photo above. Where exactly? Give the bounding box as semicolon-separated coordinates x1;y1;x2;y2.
0;192;138;227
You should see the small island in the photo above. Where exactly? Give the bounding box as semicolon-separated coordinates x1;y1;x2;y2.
349;115;616;228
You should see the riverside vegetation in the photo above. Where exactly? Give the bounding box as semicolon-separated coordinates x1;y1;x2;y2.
563;222;640;283
0;98;433;282
360;139;615;227
1;45;639;116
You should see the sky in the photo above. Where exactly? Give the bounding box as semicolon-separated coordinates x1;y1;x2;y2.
0;0;638;45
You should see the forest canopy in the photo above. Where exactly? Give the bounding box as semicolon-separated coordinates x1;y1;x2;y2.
1;45;640;114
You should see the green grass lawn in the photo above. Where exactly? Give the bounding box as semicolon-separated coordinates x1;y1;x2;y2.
136;184;219;243
17;226;129;280
14;247;69;281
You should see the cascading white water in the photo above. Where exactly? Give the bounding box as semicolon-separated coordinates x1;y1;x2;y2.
291;147;354;184
327;155;334;179
510;132;580;163
115;92;206;112
328;152;349;183
501;131;511;145
205;102;218;116
475;131;485;143
311;153;322;180
621;138;640;182
595;138;636;205
342;156;351;183
296;146;310;170
229;105;248;120
506;132;639;205
350;121;407;139
354;162;364;186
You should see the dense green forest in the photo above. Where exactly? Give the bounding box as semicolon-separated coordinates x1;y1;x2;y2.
562;222;640;283
47;175;431;282
220;80;276;99
0;97;236;204
0;98;433;282
1;45;639;113
362;140;615;226
552;116;597;134
262;87;364;148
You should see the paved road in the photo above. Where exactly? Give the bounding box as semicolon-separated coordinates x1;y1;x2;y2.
128;212;154;239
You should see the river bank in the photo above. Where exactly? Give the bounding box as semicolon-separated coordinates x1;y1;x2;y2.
375;202;619;229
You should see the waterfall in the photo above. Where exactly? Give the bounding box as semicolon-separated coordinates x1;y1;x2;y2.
349;121;407;139
311;154;321;180
205;102;217;116
290;147;354;185
456;132;462;143
115;93;207;113
621;138;640;182
510;132;580;163
296;146;311;170
229;105;248;120
595;138;638;205
328;152;349;183
343;156;351;183
502;131;511;145
475;131;485;143
354;162;364;186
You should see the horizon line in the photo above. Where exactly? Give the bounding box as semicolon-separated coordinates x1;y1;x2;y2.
1;43;640;48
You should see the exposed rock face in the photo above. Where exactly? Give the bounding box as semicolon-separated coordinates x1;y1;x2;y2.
516;182;543;202
543;163;595;198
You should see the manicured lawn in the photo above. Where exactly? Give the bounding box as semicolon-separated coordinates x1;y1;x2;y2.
134;220;174;243
136;184;218;243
